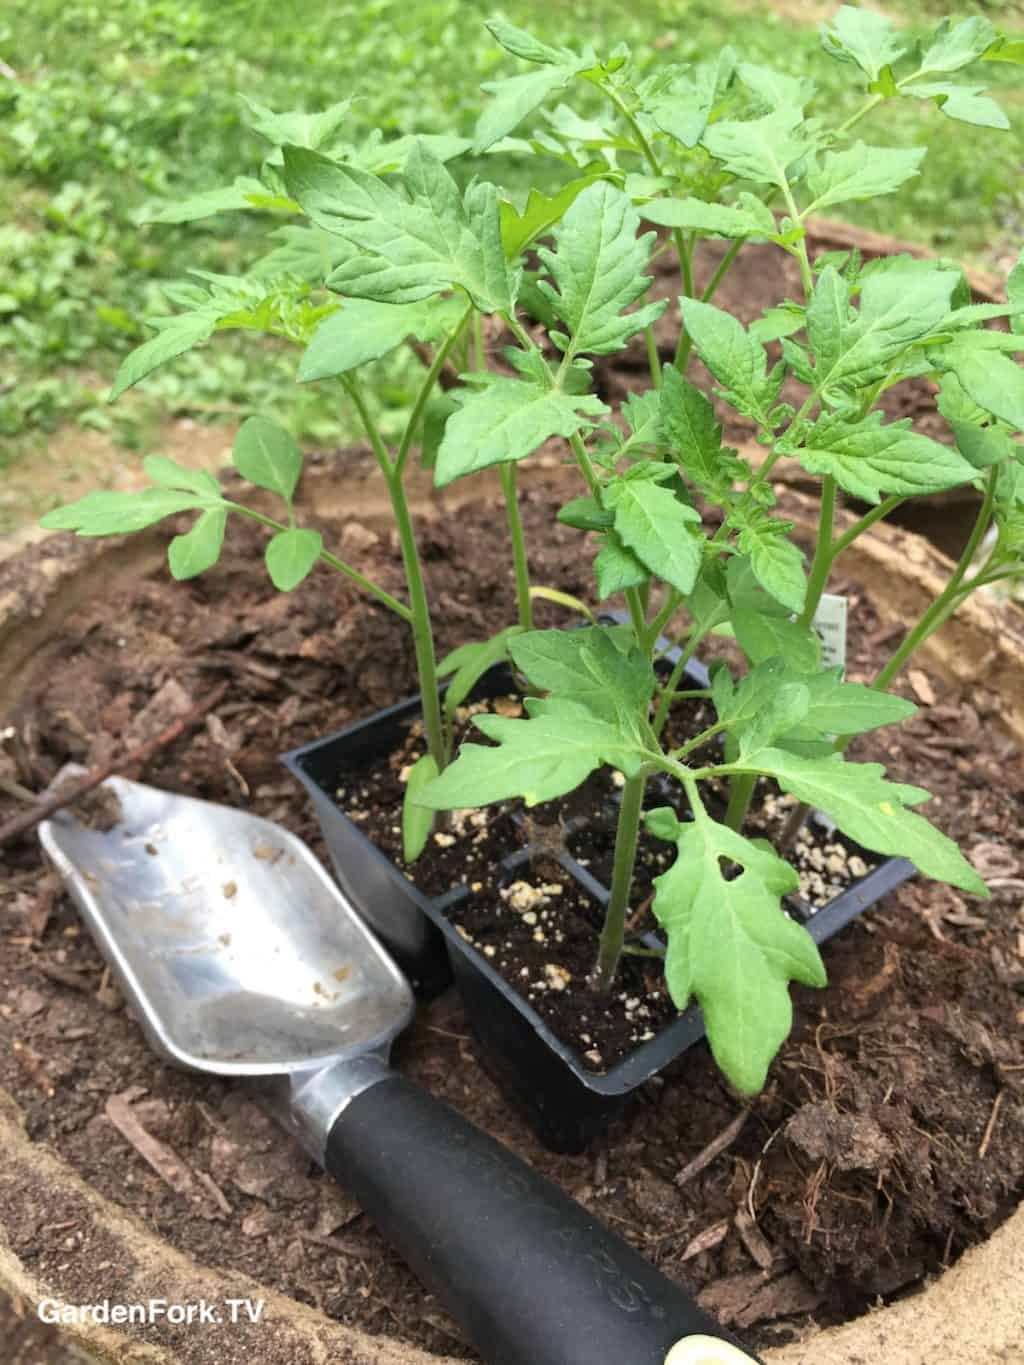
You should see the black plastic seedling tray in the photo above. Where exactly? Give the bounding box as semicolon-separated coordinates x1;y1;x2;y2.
283;646;916;1153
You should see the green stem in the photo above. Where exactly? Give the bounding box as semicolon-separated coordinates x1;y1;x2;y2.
388;474;445;767
796;474;836;628
625;587;649;641
501;462;533;631
829;494;905;561
342;374;393;477
227;503;412;621
781;181;813;298
701;237;744;305
568;431;600;495
643;588;682;654
871;468;999;694
724;772;757;833
652;614;722;738
833;94;884;139
394;306;472;479
597;80;693;373
594;770;647;991
672;718;728;761
646;324;663;388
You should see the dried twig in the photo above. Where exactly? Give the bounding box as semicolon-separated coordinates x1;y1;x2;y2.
298;1229;376;1258
676;1108;750;1188
105;1092;197;1199
35;959;97;992
0;774;37;804
679;1218;730;1262
0;682;228;849
978;1090;1005;1160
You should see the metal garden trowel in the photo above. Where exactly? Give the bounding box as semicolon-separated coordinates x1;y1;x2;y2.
39;776;758;1365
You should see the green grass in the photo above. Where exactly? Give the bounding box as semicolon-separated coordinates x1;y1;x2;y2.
1;0;1022;498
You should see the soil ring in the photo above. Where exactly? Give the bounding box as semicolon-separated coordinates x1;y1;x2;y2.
0;472;1021;1365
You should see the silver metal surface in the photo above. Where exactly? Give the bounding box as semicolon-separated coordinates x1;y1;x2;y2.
39;777;415;1078
256;1052;394;1164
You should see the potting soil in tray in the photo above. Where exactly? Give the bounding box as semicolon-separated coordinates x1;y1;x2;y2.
2;483;1022;1361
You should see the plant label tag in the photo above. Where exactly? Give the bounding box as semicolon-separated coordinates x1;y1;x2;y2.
812;593;848;673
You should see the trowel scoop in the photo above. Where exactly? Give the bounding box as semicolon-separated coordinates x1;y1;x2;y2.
40;777;759;1365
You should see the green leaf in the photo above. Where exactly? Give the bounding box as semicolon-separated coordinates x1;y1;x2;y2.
40;487;206;536
557;494;614;531
952;423;1018;470
730;748;988;896
593;533;649;597
712;663;812;751
109;312;218;400
241;97;352;149
648;49;737;148
140;176;270;225
716;661;916;741
640;193;776;239
820;6;906;82
536;181;666;356
475;65;586;153
509;627;655;723
617;388;664;454
660;366;734;498
731;606;821;672
805;143;925;214
796;670;917;736
444;626;524;718
751;304;806;344
283;144;512;314
499;172;609;258
417;697;647;809
983;37;1024;67
701;107;816;190
264;528;322;591
736;62;816;110
604;477;703;595
907;83;1009;131
434;378;605;487
680;298;770;420
249;225;351;282
931;335;1024;431
808;264;959;395
650;814;823;1095
420;392;460;472
919;17;998;74
795;412;977;503
142;456;222;499
1006;247;1024;337
232;417;303;503
298;297;465;381
484;18;575;66
167;509;228;580
402;754;439;863
728;511;806;613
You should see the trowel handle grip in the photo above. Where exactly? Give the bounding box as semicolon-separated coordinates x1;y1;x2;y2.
325;1074;760;1365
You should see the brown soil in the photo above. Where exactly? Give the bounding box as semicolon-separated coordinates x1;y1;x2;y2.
1;229;1022;1360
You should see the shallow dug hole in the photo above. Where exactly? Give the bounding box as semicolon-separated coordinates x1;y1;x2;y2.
1;470;1022;1362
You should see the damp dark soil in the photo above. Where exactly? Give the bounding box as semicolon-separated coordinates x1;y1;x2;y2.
1;227;1022;1359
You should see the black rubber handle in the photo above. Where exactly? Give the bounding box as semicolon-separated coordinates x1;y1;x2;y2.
326;1075;761;1365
